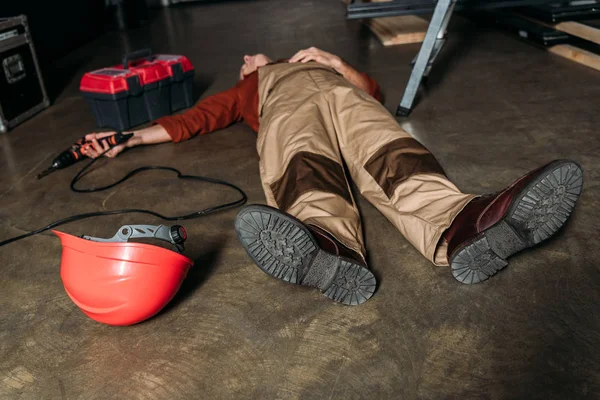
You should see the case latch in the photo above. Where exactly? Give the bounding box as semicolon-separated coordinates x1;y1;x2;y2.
3;54;26;84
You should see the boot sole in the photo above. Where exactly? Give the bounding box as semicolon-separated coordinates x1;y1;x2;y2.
235;205;376;305
450;160;584;284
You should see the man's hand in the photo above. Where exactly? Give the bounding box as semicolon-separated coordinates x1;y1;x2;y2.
84;125;171;158
289;47;343;70
290;47;376;96
84;131;130;159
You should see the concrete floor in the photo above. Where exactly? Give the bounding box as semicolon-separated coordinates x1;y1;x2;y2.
1;1;599;398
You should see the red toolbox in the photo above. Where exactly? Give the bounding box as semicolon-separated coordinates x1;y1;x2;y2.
80;49;194;131
154;54;194;112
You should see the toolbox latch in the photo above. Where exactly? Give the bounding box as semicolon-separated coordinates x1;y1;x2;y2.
3;54;26;84
126;75;143;96
171;63;184;82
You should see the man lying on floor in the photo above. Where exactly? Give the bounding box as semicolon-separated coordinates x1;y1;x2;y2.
86;47;584;306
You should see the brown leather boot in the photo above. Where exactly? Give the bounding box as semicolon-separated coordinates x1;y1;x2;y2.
444;159;583;284
306;224;367;267
235;204;376;305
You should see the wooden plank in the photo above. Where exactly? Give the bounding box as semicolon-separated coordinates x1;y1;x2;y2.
554;21;600;45
515;12;600;45
500;13;600;72
549;44;600;72
349;0;428;46
368;15;428;46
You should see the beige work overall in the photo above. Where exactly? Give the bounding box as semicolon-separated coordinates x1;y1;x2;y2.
256;63;476;266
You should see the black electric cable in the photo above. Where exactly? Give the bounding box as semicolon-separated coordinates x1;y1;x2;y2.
0;149;247;247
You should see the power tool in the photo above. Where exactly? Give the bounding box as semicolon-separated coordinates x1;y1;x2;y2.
37;132;133;179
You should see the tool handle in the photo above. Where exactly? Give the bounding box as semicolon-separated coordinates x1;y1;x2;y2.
79;131;134;156
41;132;134;176
122;49;153;69
106;132;134;147
62;132;134;167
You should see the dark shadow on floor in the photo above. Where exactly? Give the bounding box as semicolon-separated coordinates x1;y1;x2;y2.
44;56;89;102
192;73;216;103
407;17;481;111
170;0;260;7
156;239;224;315
348;179;383;287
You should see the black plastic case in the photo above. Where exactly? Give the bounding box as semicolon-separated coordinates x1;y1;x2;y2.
0;15;50;133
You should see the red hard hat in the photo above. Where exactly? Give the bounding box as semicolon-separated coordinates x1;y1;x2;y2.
53;224;193;326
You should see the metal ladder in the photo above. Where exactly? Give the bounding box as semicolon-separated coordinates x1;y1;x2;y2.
347;0;555;116
397;0;456;116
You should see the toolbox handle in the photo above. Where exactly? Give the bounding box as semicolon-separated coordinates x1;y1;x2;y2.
122;49;153;69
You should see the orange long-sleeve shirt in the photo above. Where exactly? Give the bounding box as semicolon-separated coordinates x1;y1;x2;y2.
155;67;383;143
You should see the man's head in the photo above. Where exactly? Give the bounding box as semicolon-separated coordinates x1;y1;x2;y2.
240;54;272;80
